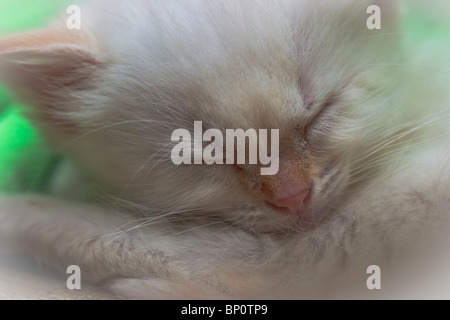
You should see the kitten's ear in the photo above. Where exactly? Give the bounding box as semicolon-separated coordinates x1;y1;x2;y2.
0;27;103;132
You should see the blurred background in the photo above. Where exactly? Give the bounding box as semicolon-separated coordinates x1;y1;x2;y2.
0;0;111;299
0;0;69;194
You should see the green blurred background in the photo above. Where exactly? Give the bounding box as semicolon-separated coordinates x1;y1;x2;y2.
0;0;69;193
0;0;449;194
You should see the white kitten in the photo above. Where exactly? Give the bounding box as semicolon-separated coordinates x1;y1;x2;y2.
1;0;450;299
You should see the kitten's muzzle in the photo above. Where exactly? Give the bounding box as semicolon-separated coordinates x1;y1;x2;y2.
265;187;310;215
259;153;316;216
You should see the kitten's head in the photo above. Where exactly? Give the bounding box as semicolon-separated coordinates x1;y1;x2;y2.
0;0;405;232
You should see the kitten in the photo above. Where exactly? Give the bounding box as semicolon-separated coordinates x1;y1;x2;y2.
1;0;450;299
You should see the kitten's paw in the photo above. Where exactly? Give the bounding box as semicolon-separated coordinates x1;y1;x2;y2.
0;196;60;255
0;197;25;254
0;242;20;256
108;278;227;300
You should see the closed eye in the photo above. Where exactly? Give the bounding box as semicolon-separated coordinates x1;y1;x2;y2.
303;95;336;138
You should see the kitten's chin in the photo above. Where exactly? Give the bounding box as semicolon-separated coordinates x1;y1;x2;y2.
231;205;328;234
242;188;349;233
249;171;351;233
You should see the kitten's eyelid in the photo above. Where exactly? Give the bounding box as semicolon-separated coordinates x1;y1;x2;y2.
303;101;314;111
303;96;336;137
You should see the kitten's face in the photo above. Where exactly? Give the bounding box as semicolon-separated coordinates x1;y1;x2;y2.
0;0;403;232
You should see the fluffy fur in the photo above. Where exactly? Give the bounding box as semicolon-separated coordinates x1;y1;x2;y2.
1;0;450;298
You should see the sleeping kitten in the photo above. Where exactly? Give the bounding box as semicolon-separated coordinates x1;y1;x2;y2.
1;0;450;299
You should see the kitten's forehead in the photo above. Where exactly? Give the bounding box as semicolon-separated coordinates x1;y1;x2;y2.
91;0;399;130
98;1;299;122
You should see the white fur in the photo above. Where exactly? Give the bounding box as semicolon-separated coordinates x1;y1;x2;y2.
1;0;450;298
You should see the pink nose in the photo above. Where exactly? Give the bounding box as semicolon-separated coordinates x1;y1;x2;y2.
266;188;310;215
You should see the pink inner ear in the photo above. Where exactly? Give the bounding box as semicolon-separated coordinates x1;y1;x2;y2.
0;28;102;133
0;27;98;54
0;28;101;89
0;32;60;53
